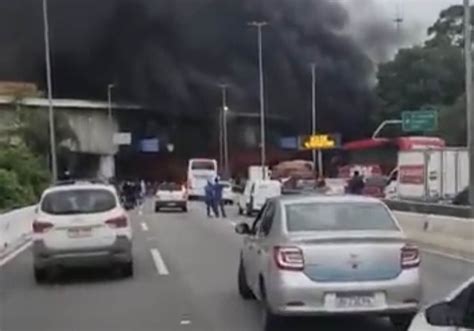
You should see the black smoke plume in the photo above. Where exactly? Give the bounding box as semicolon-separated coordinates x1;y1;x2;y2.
0;0;398;140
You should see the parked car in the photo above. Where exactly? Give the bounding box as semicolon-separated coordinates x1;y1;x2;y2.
238;180;281;216
155;182;188;212
221;181;234;205
235;195;421;331
33;181;133;283
409;277;473;330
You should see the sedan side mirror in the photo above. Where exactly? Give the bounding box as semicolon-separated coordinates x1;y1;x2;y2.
235;223;251;235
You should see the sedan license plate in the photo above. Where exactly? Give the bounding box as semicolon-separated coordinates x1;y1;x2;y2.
336;295;375;308
68;227;92;238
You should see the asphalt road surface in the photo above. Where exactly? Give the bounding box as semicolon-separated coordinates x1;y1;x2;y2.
1;200;473;331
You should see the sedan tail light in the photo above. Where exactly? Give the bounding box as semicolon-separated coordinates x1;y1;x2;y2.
273;246;304;271
401;244;420;269
105;215;128;228
33;220;54;233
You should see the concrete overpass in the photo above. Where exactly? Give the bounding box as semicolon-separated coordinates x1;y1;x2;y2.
0;96;141;178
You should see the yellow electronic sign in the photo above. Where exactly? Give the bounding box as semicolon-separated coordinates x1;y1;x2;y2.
300;134;338;150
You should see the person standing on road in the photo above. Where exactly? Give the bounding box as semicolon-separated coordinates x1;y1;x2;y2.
347;171;365;195
213;177;227;218
204;180;216;217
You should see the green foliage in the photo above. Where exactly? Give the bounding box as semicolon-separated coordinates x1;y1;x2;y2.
0;144;50;210
375;4;469;146
426;5;474;48
0;169;27;211
376;45;464;119
16;108;77;158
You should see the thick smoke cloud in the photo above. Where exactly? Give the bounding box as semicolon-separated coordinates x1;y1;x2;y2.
0;0;398;139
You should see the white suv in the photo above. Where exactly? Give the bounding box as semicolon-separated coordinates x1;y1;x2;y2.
33;181;133;283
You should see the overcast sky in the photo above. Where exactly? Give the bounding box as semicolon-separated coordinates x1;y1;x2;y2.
379;0;459;32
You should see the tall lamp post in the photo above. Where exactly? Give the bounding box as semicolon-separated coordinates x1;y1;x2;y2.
248;21;268;179
464;0;474;216
310;63;318;175
219;84;230;179
42;0;58;182
107;84;116;122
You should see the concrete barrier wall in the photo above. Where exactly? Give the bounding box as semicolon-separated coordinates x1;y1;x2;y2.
0;206;35;259
394;211;474;259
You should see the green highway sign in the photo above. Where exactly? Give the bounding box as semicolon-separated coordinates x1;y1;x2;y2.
402;110;438;132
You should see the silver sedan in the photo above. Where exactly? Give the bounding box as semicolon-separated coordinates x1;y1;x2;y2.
235;195;422;331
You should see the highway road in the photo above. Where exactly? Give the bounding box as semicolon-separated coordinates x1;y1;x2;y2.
1;200;473;331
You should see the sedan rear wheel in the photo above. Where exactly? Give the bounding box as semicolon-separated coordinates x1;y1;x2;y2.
260;279;285;331
238;259;255;300
390;313;415;331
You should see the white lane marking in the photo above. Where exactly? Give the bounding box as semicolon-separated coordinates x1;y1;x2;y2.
140;222;149;231
0;240;32;267
150;248;169;275
421;248;474;264
180;320;191;325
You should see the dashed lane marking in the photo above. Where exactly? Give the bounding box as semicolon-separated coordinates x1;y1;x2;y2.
140;222;149;231
150;248;170;275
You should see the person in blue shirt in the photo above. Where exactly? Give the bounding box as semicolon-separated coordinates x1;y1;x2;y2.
204;180;216;217
212;177;226;218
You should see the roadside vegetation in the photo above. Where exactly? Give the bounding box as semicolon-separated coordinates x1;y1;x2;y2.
376;5;471;146
0;107;76;211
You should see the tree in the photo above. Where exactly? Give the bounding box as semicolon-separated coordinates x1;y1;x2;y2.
426;5;474;48
0;144;50;209
376;44;464;119
375;4;470;146
0;169;26;211
15;108;77;159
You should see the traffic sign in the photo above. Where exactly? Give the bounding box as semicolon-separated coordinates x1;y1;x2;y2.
402;110;438;132
299;134;340;150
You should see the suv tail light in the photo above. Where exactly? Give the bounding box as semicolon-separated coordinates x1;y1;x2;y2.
273;246;304;271
401;244;420;269
33;220;54;233
105;215;128;228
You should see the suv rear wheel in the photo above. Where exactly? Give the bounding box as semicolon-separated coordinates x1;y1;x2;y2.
34;267;47;284
121;261;134;278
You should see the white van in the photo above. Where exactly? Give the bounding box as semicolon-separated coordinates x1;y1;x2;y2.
238;180;281;215
187;158;218;199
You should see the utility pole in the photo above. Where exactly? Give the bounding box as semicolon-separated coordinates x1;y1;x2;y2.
42;0;58;182
249;21;268;179
219;84;230;179
394;4;404;42
464;0;474;216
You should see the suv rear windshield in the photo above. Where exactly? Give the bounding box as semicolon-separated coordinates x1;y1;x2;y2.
158;183;181;191
41;189;117;215
285;202;397;232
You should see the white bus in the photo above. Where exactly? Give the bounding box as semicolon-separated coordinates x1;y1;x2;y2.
187;158;218;199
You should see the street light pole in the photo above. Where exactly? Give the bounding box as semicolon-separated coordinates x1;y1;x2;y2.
219;84;230;179
249;21;268;179
310;63;318;174
464;0;474;216
42;0;58;182
107;84;115;123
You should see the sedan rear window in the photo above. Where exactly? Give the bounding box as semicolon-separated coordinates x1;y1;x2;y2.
285;202;398;232
41;189;117;215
